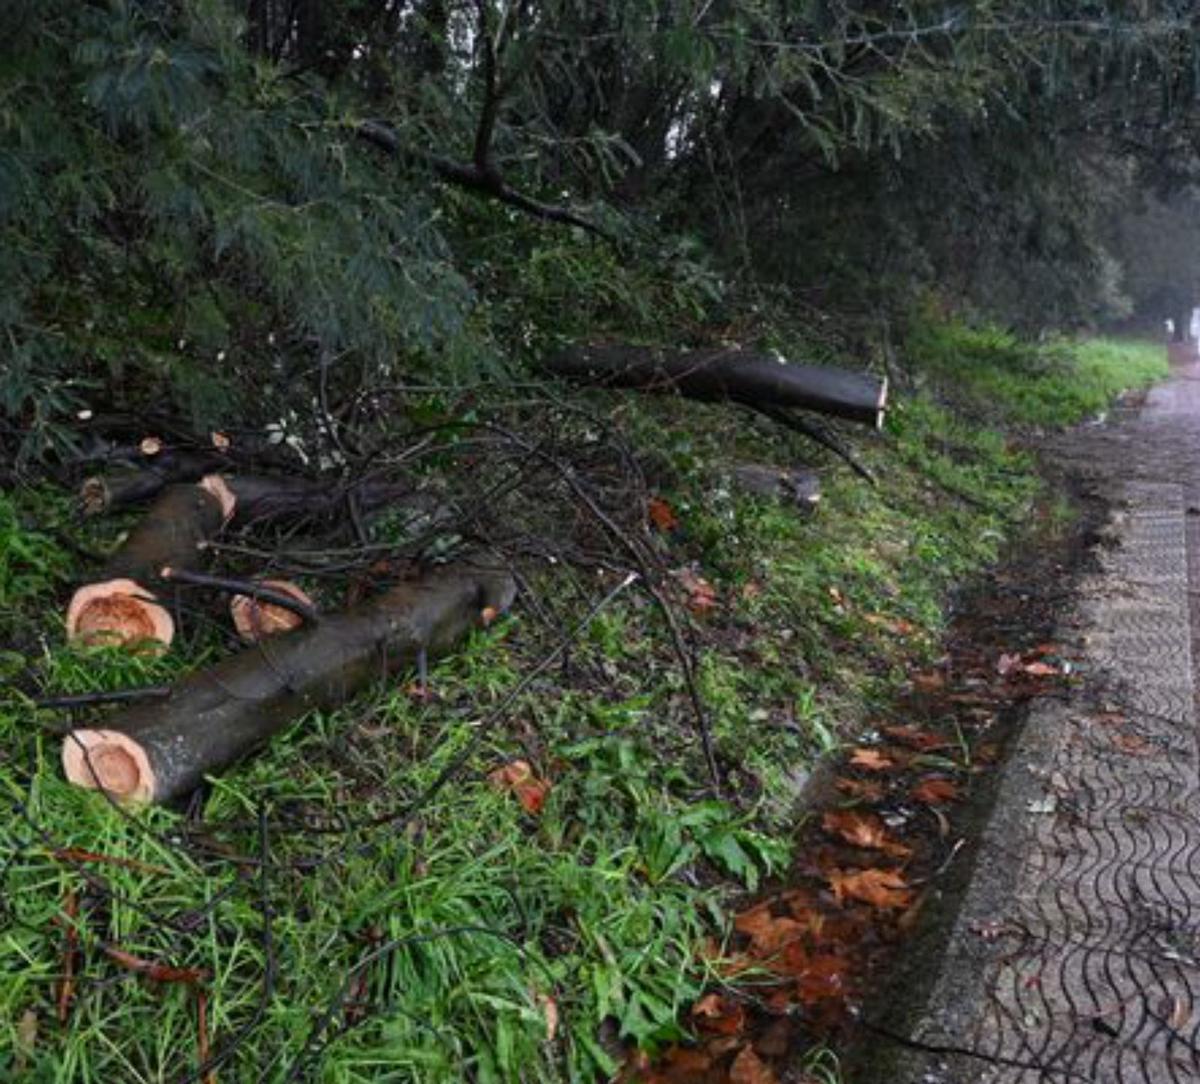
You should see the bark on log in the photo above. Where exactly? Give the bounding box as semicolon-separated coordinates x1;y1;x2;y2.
79;471;410;526
545;345;888;428
79;450;228;516
65;481;230;649
61;562;517;803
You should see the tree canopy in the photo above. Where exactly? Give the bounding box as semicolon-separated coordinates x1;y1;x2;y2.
5;0;1200;461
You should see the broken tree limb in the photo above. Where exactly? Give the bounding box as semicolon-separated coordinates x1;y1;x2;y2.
752;405;877;485
62;561;517;804
65;481;231;649
79;450;229;516
544;345;888;429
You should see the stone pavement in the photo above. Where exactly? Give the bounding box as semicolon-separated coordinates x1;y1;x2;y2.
887;344;1200;1083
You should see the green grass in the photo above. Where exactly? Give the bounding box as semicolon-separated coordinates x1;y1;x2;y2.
0;322;1147;1081
907;319;1169;427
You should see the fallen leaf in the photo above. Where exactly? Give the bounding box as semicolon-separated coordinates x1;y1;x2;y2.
100;944;208;984
733;904;805;954
648;497;679;532
822;810;910;857
1111;732;1150;756
827;867;914;911
488;760;552;815
996;652;1022;676
1022;660;1058;678
729;1045;779;1084
691;992;745;1035
538;993;559;1041
836;777;885;802
911;778;960;805
674;569;718;615
881;724;952;752
849;748;896;772
911;670;945;692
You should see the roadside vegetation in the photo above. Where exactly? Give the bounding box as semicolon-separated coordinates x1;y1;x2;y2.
0;319;1166;1082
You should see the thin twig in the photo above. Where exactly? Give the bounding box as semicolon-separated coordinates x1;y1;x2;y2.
159;568;319;626
35;686;173;710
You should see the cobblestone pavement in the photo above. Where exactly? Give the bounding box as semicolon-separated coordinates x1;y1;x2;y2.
891;345;1200;1083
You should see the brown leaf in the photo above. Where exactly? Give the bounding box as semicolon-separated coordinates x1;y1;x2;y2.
778;946;853;1005
733;904;805;955
864;613;917;636
487;760;552;814
911;670;945;692
648;497;679;532
51;847;172;876
1111;732;1150;756
822;811;910;858
101;944;208;984
911;778;960;805
881;724;952;752
729;1045;779;1084
674;569;718;615
849;748;896;772
835;777;885;802
691;993;745;1036
827;867;914;911
538;993;559;1041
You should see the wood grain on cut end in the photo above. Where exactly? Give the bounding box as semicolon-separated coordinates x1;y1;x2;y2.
230;579;315;642
198;474;237;524
61;729;155;802
65;578;174;649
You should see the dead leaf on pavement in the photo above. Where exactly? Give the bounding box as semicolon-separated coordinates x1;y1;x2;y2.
729;1045;779;1084
488;760;551;814
911;778;960;805
827;867;915;911
822;810;911;857
1111;732;1150;756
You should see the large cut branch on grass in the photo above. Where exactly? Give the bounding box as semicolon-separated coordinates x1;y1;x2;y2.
65;479;232;650
62;561;516;804
545;345;888;429
80;470;410;526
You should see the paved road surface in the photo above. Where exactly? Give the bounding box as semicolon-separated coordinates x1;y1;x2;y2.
891;344;1200;1083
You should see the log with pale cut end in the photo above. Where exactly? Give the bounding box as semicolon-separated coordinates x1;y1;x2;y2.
545;345;888;428
62;562;517;803
65;484;225;650
79;450;229;516
230;579;316;642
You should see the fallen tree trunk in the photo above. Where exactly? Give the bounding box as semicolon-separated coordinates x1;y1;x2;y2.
65;480;231;649
61;561;516;803
545;345;888;429
79;450;229;516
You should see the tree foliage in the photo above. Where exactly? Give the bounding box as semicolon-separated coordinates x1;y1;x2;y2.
5;1;1200;461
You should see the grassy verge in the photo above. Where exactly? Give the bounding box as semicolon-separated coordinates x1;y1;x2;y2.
0;322;1167;1081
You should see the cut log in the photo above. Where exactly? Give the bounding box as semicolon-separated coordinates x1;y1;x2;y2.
229;579;316;642
65;482;229;650
545;345;888;429
79;450;229;516
62;562;517;803
79;471;411;526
